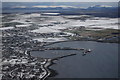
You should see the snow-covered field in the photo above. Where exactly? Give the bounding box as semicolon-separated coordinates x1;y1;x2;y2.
78;18;118;29
16;24;31;28
33;37;68;42
0;27;14;30
50;26;67;30
31;27;61;33
40;15;119;29
2;14;119;43
61;17;119;29
7;14;119;30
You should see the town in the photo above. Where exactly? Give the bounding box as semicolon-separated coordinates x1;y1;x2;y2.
1;13;94;80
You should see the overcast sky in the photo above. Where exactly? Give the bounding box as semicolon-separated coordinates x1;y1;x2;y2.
2;0;119;2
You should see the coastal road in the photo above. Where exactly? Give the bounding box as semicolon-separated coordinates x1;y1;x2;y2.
40;59;51;80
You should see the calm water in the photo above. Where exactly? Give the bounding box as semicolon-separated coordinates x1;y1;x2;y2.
2;2;118;13
31;41;118;78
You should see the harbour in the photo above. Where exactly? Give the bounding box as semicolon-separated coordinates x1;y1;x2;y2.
31;41;118;78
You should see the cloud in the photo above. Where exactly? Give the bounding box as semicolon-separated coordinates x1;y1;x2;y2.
12;6;27;8
2;0;119;2
32;5;77;8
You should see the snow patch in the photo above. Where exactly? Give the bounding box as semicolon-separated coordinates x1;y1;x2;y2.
31;27;61;33
0;27;14;30
33;37;68;42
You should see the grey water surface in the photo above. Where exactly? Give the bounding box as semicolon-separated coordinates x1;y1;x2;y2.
31;41;118;78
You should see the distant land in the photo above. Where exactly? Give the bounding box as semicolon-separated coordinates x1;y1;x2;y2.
1;2;119;80
2;2;119;18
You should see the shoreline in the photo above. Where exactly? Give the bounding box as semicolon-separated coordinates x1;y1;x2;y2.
2;10;119;80
43;40;119;47
40;59;51;80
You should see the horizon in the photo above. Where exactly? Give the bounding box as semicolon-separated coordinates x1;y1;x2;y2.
2;2;118;8
2;0;120;2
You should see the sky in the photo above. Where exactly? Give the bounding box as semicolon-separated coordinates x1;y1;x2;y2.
1;0;119;2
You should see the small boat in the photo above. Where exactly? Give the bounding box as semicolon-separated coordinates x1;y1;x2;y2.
87;49;92;52
82;49;92;56
85;49;92;53
82;52;87;56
